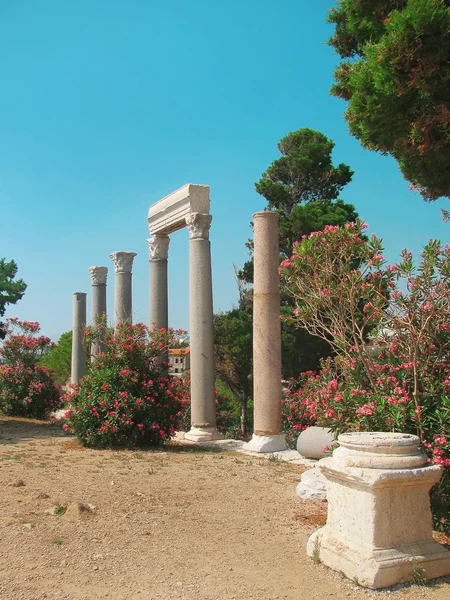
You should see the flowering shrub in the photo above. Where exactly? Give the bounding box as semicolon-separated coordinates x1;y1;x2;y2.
63;323;183;448
280;223;450;532
0;318;60;418
177;372;247;440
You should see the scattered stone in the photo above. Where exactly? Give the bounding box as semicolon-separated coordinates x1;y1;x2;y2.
23;523;33;529
297;426;335;459
8;479;25;487
31;490;49;499
79;503;96;512
296;468;327;500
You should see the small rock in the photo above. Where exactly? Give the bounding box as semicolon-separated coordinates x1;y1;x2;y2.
93;565;99;571
31;490;49;499
23;523;33;529
8;479;25;487
79;503;96;513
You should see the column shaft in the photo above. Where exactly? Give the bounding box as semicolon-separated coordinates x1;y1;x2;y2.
184;212;221;442
149;259;168;330
89;266;108;359
244;211;286;453
109;252;136;330
114;271;132;326
189;237;216;427
71;292;87;384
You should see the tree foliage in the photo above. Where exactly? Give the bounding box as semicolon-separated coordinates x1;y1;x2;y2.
214;307;253;435
254;128;353;213
40;331;72;385
240;128;357;378
0;258;27;339
328;0;450;201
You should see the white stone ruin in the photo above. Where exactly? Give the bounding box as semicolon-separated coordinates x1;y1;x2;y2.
147;184;222;442
307;431;450;589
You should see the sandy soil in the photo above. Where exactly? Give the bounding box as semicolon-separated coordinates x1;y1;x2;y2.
0;417;449;600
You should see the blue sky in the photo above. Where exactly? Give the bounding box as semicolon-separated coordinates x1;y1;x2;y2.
1;0;448;341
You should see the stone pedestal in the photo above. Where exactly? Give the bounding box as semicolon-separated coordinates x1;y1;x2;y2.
70;292;87;384
243;212;286;454
109;251;136;329
307;432;450;589
88;266;108;358
184;213;222;442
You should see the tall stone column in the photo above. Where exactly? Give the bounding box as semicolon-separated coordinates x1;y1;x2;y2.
184;212;222;442
109;251;137;329
71;292;87;385
243;211;286;453
147;235;170;331
88;266;108;359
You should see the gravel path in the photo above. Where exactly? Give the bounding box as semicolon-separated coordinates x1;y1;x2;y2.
0;417;449;600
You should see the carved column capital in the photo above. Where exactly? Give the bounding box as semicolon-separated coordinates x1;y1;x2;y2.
109;251;137;273
147;235;170;261
186;213;212;240
89;266;108;285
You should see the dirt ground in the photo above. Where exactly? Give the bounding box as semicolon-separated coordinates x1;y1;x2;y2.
0;418;449;600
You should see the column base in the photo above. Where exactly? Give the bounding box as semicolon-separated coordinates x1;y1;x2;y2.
307;528;450;589
242;433;287;453
184;426;224;442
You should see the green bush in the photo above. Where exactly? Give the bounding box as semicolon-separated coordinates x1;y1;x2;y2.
0;318;60;418
63;323;183;448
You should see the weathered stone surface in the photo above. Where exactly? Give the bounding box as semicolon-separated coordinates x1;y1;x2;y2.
244;212;286;453
243;434;287;454
297;426;335;459
89;266;108;357
306;431;450;589
71;292;86;384
109;251;136;274
109;251;136;327
296;468;327;500
147;185;220;442
148;183;210;236
88;266;108;286
185;211;221;442
185;213;213;240
147;235;170;261
147;236;169;335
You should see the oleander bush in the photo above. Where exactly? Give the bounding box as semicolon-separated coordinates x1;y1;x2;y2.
0;318;60;418
280;222;450;533
63;323;183;448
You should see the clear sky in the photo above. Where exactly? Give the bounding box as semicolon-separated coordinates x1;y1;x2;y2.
1;0;448;341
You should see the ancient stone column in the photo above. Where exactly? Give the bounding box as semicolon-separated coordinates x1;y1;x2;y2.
184;213;221;442
71;292;87;384
109;251;137;328
147;235;170;331
243;211;286;453
88;266;108;359
307;432;450;589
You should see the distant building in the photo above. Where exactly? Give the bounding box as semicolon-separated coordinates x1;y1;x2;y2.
168;348;190;376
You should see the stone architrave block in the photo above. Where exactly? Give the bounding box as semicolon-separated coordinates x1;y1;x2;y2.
148;184;210;236
306;432;450;589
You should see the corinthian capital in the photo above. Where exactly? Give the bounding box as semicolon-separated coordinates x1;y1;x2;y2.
147;235;170;261
109;251;137;273
88;266;108;286
186;213;212;240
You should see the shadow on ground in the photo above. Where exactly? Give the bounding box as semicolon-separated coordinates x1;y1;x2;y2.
0;416;66;444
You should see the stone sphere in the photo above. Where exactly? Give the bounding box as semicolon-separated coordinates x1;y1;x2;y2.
297;426;335;459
